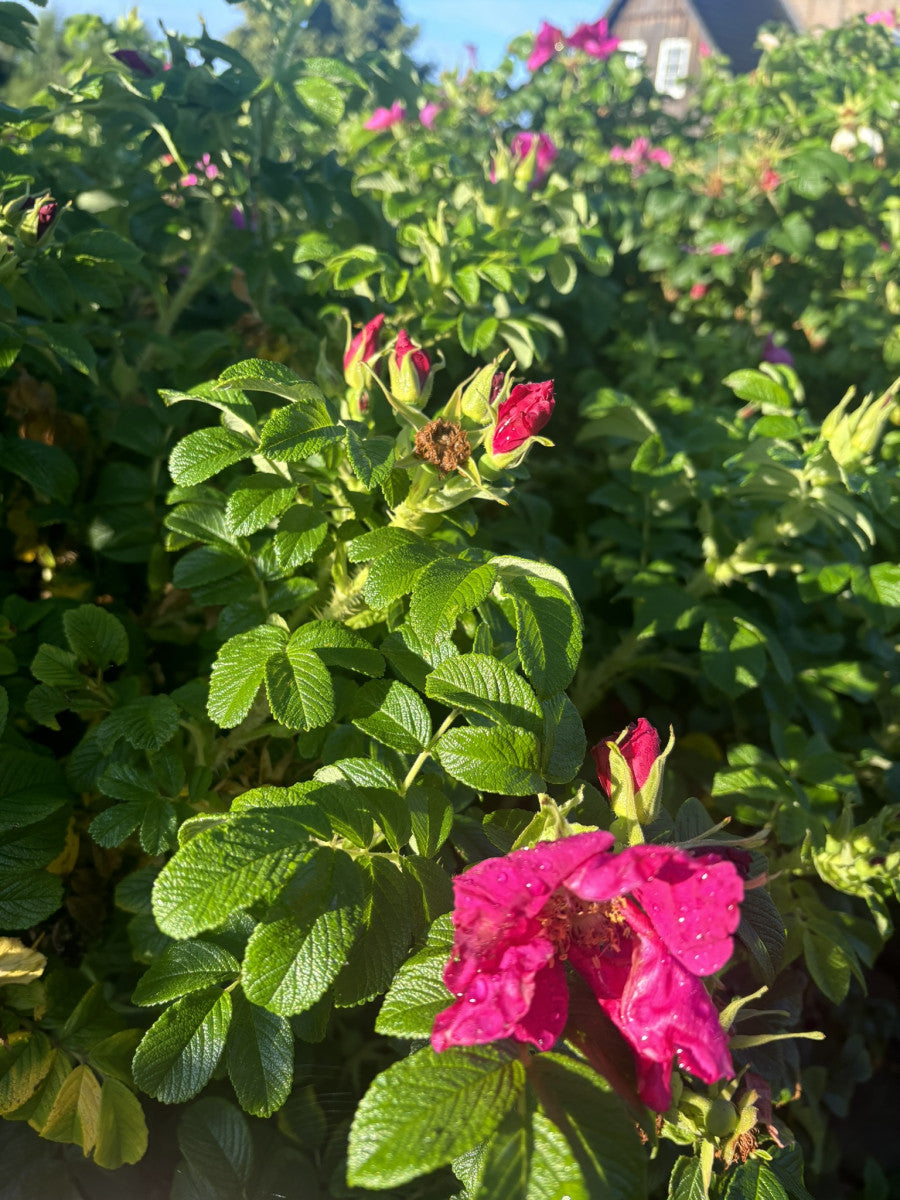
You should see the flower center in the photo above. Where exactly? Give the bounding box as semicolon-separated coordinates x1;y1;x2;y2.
538;888;631;960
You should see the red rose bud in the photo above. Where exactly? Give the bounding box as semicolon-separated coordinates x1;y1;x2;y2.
492;380;554;454
389;328;432;404
591;718;672;829
490;372;505;403
18;197;61;246
343;313;385;389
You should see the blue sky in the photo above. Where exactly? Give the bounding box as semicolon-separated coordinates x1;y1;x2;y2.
42;0;608;72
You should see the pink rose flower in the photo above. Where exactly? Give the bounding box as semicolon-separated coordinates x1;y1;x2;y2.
610;138;671;176
344;313;385;380
510;131;558;187
179;154;218;188
760;167;781;192
592;718;660;796
866;10;896;26
648;147;673;168
419;102;441;129
567;17;619;60
761;334;794;367
527;20;564;71
492;380;554;454
698;41;711;58
432;831;743;1111
690;282;708;300
708;242;731;256
364;101;406;131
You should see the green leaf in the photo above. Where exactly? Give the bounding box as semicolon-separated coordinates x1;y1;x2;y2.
346;526;422;562
41;1064;101;1151
352;678;432;753
242;847;365;1014
382;621;459;691
264;641;334;730
258;403;344;462
722;369;791;410
132;941;240;1006
225;476;296;537
502;574;582;698
218;359;326;405
363;541;443;609
345;428;396;487
802;929;851;1003
294;74;344;123
0;435;78;503
408;783;454;857
24;683;66;729
30;643;84;689
208;625;287;728
290;619;384;677
529;1054;646;1200
96;694;180;752
409;559;497;642
540;693;587;784
669;1156;707;1200
169;427;256;487
132;988;232;1104
347;1044;525;1189
153;809;322;938
0;749;70;833
436;726;544;796
721;1159;790;1200
375;916;453;1039
93;1078;149;1169
426;653;543;734
0;870;64;928
334;856;417;1006
62;605;128;670
225;991;293;1118
700;616;767;700
174;1097;254;1200
0;1031;53;1115
272;505;329;569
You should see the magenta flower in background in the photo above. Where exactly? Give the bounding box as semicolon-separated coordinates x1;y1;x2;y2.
231;205;247;230
510;131;558;187
592;718;660;796
112;48;158;77
180;154;219;188
648;146;673;168
419;102;441;129
760;167;781;192
690;282;708;300
567;17;620;59
610;137;672;177
364;101;406;131
698;40;712;57
708;242;732;255
762;334;794;367
527;20;564;71
432;831;743;1111
866;9;896;25
492;379;554;454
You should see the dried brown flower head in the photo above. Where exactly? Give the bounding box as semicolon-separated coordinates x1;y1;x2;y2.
413;418;471;475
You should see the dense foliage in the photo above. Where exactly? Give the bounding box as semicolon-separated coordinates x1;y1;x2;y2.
0;1;898;1197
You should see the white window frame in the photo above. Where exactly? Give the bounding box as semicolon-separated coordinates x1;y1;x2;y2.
655;37;691;98
618;38;647;70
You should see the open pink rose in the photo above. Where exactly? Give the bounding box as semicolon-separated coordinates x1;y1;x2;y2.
592;718;660;795
760;168;781;192
866;10;896;26
433;831;743;1111
527;20;564;71
708;242;731;256
492;380;554;454
419;102;441;129
567;17;619;60
364;101;406;131
610;137;671;176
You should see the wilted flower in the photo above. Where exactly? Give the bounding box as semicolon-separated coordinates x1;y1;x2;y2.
432;831;743;1111
492;379;554;454
344;313;385;388
761;334;794;367
866;9;896;25
509;131;558;187
419;102;441;129
389;328;432;404
567;17;619;59
364;101;406;131
527;20;565;71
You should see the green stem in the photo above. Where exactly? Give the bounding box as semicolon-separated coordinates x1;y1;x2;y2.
401;708;460;794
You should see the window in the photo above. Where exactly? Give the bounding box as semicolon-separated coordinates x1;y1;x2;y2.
618;39;647;70
655;37;691;98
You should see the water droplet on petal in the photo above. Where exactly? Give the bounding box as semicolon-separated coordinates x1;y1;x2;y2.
677;916;685;923
700;871;709;880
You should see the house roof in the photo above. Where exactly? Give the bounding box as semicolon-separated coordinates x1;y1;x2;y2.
605;0;800;73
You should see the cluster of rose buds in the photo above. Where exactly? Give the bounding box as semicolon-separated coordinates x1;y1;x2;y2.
528;16;620;71
363;100;442;132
